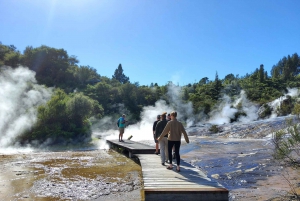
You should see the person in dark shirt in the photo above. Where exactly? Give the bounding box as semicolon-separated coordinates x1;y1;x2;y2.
152;115;161;154
158;111;189;172
167;113;175;159
155;112;169;165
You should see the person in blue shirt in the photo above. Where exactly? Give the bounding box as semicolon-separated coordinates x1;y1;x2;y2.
118;114;127;142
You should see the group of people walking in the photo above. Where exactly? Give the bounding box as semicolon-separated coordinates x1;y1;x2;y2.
117;111;190;172
153;111;189;172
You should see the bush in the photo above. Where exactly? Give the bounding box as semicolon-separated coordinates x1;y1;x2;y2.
17;89;102;146
209;124;220;133
277;95;293;116
292;103;300;119
259;104;272;119
272;118;300;165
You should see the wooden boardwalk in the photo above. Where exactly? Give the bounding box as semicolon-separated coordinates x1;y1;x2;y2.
106;139;157;158
106;139;228;201
138;154;228;201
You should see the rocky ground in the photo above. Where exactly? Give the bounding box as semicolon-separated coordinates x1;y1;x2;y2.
0;116;299;200
0;149;142;201
181;136;300;201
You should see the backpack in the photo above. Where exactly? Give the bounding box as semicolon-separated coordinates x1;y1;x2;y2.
117;119;120;127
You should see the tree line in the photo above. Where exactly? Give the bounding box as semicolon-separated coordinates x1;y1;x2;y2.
1;42;300;146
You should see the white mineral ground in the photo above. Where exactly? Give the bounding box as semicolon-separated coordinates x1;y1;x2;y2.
0;116;300;201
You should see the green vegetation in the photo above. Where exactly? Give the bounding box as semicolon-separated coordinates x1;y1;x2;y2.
16;89;104;145
272;119;300;166
209;125;220;133
1;42;300;146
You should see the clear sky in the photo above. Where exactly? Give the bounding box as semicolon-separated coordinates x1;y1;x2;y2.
1;0;300;86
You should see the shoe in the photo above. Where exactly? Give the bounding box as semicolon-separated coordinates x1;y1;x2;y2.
120;140;124;142
161;163;165;166
176;168;180;172
119;140;121;142
154;152;159;155
166;166;173;170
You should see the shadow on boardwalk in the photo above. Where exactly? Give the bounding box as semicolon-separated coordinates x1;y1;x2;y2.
107;139;228;200
138;154;228;201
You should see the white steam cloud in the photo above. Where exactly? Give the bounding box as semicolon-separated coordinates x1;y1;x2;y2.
233;90;258;122
208;95;237;124
167;84;195;127
92;84;195;148
208;90;258;125
269;88;299;118
0;66;52;149
92;100;174;149
4;66;298;151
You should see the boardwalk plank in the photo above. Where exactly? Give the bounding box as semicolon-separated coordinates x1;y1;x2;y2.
137;154;228;201
106;139;156;157
106;140;228;201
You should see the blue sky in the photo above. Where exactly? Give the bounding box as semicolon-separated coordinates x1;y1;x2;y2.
1;0;300;86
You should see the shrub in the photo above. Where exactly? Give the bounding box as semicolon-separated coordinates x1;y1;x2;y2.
272;118;300;165
209;124;220;133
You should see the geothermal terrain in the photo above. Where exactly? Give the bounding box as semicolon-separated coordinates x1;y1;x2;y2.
1;116;299;201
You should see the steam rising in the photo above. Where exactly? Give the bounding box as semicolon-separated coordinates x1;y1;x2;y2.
167;84;195;127
93;84;195;148
93;86;272;148
208;90;258;124
0;66;52;149
2;66;298;151
270;88;299;118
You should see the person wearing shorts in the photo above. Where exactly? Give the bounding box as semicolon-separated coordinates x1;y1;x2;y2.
118;114;126;142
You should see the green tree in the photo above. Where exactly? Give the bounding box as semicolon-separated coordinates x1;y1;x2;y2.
68;55;79;66
259;64;265;83
84;82;114;114
112;64;129;84
22;45;73;88
0;43;21;67
17;90;102;145
67;93;95;128
224;73;235;83
271;65;280;79
74;65;100;85
120;83;141;120
199;77;209;85
212;72;222;100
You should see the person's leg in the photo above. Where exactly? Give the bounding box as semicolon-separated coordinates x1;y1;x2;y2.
155;142;159;154
120;128;124;141
174;141;181;167
159;140;165;165
172;145;176;159
163;138;168;163
167;141;174;168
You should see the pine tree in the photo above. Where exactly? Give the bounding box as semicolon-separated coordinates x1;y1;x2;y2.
112;64;130;84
